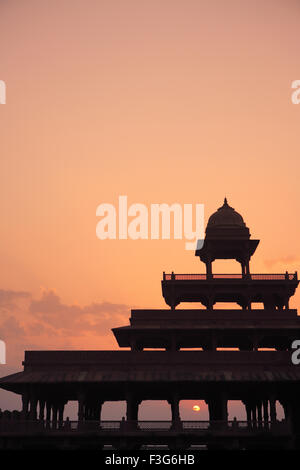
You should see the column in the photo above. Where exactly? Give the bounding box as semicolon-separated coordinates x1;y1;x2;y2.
52;404;58;429
46;400;52;428
220;395;228;422
21;391;29;419
206;257;213;279
39;399;45;421
126;393;140;429
29;395;38;420
246;286;252;310
243;399;253;428
207;293;214;310
58;403;65;428
95;401;103;421
245;403;252;427
206;393;228;429
84;403;90;420
270;397;277;423
262;399;269;429
170;284;177;310
245;256;250;276
169;394;181;429
251;403;257;427
256;400;263;427
241;262;246;277
77;392;85;423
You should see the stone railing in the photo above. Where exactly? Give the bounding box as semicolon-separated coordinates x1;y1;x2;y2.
0;419;291;435
163;272;298;281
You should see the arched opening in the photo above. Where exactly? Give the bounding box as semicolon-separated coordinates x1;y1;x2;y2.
138;400;171;422
63;400;78;421
210;259;242;275
227;401;246;421
180;400;209;421
213;302;243;310
101;401;126;421
251;302;264;310
276;401;285;420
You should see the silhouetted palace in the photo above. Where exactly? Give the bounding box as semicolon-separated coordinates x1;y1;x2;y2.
1;199;300;450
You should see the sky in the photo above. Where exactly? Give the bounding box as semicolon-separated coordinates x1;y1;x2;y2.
0;0;299;419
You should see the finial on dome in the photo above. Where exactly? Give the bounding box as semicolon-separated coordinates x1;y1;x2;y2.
224;197;228;206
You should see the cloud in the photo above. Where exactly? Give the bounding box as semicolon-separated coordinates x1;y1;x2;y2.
0;288;132;370
264;255;300;269
29;289;130;334
0;289;31;310
0;316;26;338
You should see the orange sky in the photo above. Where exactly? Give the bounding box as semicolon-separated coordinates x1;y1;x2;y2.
0;1;299;417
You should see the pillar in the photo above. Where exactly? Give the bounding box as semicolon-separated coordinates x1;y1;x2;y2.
45;400;52;429
58;403;65;428
241;262;246;276
245;256;250;276
243;398;253;427
206;393;228;423
52;404;58;429
39;399;45;421
84;403;90;421
206;258;213;279
256;400;263;427
29;395;38;420
245;402;252;426
83;400;102;421
169;394;181;429
126;393;140;428
77;392;85;422
251;403;257;426
270;397;277;423
206;293;214;310
21;391;29;419
170;283;177;310
263;399;269;428
95;402;103;421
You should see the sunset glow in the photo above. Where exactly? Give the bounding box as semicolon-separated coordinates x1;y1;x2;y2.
0;1;299;421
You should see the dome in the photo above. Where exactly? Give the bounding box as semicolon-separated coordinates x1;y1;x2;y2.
207;198;246;228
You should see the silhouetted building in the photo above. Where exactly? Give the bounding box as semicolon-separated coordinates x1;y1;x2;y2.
1;199;300;450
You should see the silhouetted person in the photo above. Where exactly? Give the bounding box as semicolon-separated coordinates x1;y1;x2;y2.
120;416;126;431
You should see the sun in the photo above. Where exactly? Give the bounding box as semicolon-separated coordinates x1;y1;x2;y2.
192;405;200;412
